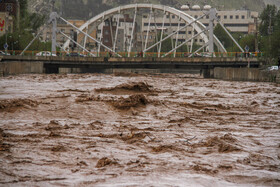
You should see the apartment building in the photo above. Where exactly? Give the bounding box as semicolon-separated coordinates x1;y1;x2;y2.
97;14;137;52
40;20;97;50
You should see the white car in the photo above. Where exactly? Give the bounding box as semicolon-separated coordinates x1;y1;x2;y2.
36;51;56;57
267;66;279;71
0;51;11;55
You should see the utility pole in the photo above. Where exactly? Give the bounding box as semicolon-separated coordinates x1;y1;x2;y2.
16;0;20;30
254;17;258;52
268;12;272;53
208;8;216;53
50;0;57;54
5;13;8;53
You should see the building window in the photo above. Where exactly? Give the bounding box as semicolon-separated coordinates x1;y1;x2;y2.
188;31;192;34
236;15;239;19
166;15;170;18
242;15;245;19
149;36;152;39
194;39;198;42
143;15;147;18
218;15;221;19
104;38;109;42
172;15;175;19
105;30;109;35
224;15;227;19
199;39;203;42
206;15;209;19
230;15;233;19
224;23;249;27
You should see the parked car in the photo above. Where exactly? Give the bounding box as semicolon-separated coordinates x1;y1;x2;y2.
0;51;11;56
66;52;86;57
267;66;279;71
188;52;213;57
36;51;56;57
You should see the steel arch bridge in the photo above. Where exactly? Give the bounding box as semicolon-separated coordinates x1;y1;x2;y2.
22;4;244;57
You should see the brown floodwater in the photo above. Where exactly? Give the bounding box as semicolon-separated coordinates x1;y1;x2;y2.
0;73;280;186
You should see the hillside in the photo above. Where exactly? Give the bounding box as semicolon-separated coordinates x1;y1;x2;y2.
28;0;279;19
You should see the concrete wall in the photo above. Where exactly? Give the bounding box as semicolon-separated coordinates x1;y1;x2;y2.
214;68;280;83
0;61;44;76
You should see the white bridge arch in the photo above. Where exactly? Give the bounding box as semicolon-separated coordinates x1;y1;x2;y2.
62;4;228;57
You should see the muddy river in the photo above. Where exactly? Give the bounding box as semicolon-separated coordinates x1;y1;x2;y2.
0;73;280;186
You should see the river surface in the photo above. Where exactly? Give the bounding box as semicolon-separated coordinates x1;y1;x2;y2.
0;73;280;186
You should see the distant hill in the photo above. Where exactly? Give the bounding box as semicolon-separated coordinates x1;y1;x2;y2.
28;0;280;19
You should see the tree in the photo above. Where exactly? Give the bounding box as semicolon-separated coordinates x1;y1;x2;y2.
259;5;278;36
259;5;280;58
0;0;48;52
214;24;232;51
19;0;28;18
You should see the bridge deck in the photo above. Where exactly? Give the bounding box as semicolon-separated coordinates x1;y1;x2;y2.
0;56;260;64
0;56;263;76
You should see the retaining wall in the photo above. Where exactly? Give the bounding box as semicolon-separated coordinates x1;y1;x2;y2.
214;68;280;83
0;61;44;76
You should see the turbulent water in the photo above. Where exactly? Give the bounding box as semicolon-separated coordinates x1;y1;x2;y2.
0;73;280;186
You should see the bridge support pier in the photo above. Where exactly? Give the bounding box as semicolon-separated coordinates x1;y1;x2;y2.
201;68;214;78
44;65;59;74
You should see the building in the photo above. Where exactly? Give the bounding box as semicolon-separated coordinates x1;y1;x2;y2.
141;4;259;49
97;14;137;52
136;31;157;51
40;20;97;51
185;5;258;34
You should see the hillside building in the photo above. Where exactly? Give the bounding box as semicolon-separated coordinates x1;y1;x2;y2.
141;5;259;49
97;14;137;52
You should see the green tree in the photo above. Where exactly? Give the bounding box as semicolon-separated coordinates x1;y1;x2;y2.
239;34;255;52
214;24;232;51
19;0;28;18
0;0;47;52
259;5;280;58
259;5;278;36
157;33;173;52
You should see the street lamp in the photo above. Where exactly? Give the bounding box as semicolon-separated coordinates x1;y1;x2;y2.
18;35;21;51
13;41;18;51
5;14;9;53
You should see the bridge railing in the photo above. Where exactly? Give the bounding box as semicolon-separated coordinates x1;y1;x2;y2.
1;50;264;58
